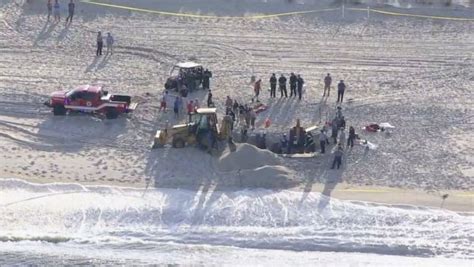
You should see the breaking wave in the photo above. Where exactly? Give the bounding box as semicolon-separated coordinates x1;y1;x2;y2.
1;178;473;264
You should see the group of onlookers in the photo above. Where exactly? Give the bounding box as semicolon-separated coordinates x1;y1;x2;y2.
268;73;305;100
46;0;75;23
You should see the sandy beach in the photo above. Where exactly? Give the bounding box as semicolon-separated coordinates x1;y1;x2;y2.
0;0;473;264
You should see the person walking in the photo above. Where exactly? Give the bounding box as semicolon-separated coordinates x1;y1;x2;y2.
278;74;287;98
65;0;75;24
337;80;346;103
347;126;356;148
96;31;103;56
106;32;114;55
331;145;344;169
297;74;304;100
324;73;332;97
253;79;261;102
53;0;60;22
269;73;277;98
47;0;53;21
289;73;297;97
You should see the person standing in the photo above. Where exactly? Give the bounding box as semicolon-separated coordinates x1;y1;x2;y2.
194;98;200;112
207;90;213;107
324;73;332;97
47;0;53;21
65;0;75;24
249;108;257;130
289;73;297;97
297;74;304;100
106;32;114;55
331;145;344;169
331;118;339;144
278;74;287;98
339;128;346;148
186;100;194;122
53;0;60;22
225;96;233;110
269;73;277;98
173;96;180;119
203;69;212;90
253;79;261;103
96;31;103;56
337;80;346;103
160;91;168;112
319;129;327;154
347;126;356;148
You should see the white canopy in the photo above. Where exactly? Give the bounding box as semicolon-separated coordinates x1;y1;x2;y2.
175;61;202;69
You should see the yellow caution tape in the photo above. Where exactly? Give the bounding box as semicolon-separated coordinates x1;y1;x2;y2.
349;7;474;21
81;0;338;19
82;0;474;21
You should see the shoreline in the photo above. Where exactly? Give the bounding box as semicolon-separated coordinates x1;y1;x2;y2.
3;175;472;213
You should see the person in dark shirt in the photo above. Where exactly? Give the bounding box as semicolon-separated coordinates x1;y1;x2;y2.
269;73;277;98
297;74;304;100
47;0;53;21
65;0;75;24
289;73;297;97
278;74;287;98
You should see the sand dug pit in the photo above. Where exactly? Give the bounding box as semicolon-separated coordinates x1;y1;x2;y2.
217;143;281;172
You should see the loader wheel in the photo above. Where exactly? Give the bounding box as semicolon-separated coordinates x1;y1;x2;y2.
53;105;66;116
105;107;119;119
172;137;185;148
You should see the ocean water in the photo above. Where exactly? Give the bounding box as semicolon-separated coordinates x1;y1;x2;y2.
0;178;472;265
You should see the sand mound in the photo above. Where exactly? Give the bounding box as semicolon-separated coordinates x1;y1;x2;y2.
215;144;298;188
217;143;281;172
238;165;298;188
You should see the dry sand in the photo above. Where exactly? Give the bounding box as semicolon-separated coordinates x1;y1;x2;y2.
0;1;472;212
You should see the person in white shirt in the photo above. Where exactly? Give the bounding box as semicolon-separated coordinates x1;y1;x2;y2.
106;32;114;55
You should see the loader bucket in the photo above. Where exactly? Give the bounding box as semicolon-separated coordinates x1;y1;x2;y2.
152;130;167;149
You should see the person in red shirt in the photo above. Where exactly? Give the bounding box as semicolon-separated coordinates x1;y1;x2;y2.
187;100;194;122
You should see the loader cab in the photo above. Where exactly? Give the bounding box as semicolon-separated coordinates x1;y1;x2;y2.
190;108;218;133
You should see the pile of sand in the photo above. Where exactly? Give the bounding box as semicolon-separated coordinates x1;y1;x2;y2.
217;143;280;172
216;144;298;188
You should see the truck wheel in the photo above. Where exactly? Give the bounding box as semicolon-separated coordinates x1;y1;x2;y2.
172;137;185;148
53;105;66;116
105;108;119;119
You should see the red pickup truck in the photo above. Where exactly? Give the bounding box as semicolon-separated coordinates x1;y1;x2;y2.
44;85;138;119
